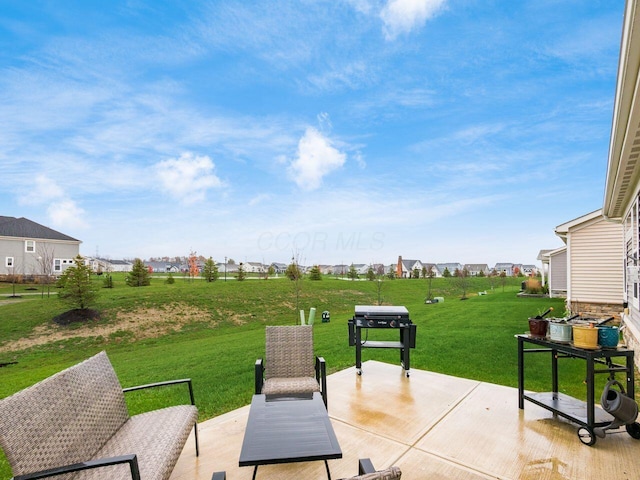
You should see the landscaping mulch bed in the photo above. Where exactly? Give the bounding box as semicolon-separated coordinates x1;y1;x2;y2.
53;308;101;325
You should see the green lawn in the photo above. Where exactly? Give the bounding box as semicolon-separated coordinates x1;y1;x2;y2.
0;274;621;478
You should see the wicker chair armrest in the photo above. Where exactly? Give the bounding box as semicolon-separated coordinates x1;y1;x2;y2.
358;458;376;474
211;472;226;480
255;359;264;395
123;378;196;406
14;454;140;480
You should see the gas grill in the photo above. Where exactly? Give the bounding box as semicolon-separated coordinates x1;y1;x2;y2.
348;305;416;377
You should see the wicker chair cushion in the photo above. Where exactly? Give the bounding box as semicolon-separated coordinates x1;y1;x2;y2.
75;405;198;480
262;377;320;396
341;466;402;480
264;326;315;379
0;351;129;477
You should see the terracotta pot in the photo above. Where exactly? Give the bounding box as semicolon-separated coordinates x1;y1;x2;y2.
528;318;548;337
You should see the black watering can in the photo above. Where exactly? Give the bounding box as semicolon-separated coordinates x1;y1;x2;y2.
594;379;639;438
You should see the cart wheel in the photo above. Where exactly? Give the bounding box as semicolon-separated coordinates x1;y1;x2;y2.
577;427;596;446
356;368;362;376
405;371;410;378
626;422;640;439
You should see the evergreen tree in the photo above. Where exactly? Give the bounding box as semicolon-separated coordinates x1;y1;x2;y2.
57;255;98;309
366;266;376;281
386;266;396;280
236;262;246;281
308;265;322;280
202;257;219;282
348;264;358;280
443;267;451;278
412;267;420;278
285;261;302;280
126;258;151;287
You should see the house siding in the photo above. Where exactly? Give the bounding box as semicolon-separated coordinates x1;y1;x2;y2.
567;219;624;305
0;237;79;276
549;249;567;297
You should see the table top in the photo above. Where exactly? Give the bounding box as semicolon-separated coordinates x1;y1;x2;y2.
516;334;634;358
239;393;342;467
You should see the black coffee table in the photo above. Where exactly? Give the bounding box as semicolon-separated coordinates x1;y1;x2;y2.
239;393;342;479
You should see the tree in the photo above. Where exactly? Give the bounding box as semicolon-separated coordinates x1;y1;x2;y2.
126;259;151;287
188;251;199;281
412;267;420;278
287;253;304;321
308;265;322;280
236;262;246;281
285;261;302;281
366;266;376;281
36;243;55;297
56;255;98;310
425;266;435;303
202;257;219;282
348;264;358;280
452;267;471;300
386;266;396;280
442;267;451;278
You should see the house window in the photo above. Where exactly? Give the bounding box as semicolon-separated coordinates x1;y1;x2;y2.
25;240;35;253
54;259;61;272
5;257;13;268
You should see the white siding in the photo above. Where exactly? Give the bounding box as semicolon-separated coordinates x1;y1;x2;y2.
549;249;567;297
568;218;624;304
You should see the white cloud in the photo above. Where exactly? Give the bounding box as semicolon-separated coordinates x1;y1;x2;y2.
287;128;347;191
47;199;87;229
380;0;446;40
19;174;65;205
155;152;223;204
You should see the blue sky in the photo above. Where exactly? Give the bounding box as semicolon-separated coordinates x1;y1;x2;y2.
0;0;625;267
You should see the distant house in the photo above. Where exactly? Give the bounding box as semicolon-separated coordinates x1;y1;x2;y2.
86;257;133;273
494;263;514;276
538;247;567;298
245;262;265;274
333;264;348;275
464;264;489;276
436;263;463;276
270;262;287;274
555;209;624;317
144;261;181;273
0;216;81;276
396;256;424;278
521;264;538;276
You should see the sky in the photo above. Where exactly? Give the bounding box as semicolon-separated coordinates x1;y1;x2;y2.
0;0;626;267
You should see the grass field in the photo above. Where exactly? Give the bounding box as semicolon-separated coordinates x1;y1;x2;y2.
0;273;624;478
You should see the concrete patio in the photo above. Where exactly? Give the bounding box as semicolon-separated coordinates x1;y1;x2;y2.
169;360;640;480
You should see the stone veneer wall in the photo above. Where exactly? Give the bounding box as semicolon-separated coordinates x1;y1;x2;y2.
567;300;623;322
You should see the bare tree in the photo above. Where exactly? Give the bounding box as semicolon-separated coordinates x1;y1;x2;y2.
36;244;55;298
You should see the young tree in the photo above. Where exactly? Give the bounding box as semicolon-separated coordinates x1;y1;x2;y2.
236;262;246;281
453;267;471;300
188;251;199;281
36;243;55;297
287;253;304;321
442;267;451;278
126;259;151;287
425;266;435;303
56;255;98;310
308;265;322;280
366;266;376;281
202;257;219;282
348;264;358;280
412;267;420;278
386;266;396;280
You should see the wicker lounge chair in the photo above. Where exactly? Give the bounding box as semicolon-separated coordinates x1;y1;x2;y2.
255;325;327;407
0;351;198;480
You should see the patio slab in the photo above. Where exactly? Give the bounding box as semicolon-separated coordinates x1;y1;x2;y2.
170;360;640;480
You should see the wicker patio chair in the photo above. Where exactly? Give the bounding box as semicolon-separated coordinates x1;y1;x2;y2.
340;458;402;479
209;458;400;479
254;325;327;407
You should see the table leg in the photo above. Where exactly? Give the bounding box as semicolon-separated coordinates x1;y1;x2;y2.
518;337;524;409
252;466;258;480
324;460;332;480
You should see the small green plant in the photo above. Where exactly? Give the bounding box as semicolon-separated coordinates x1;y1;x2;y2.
103;274;113;289
165;273;175;284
